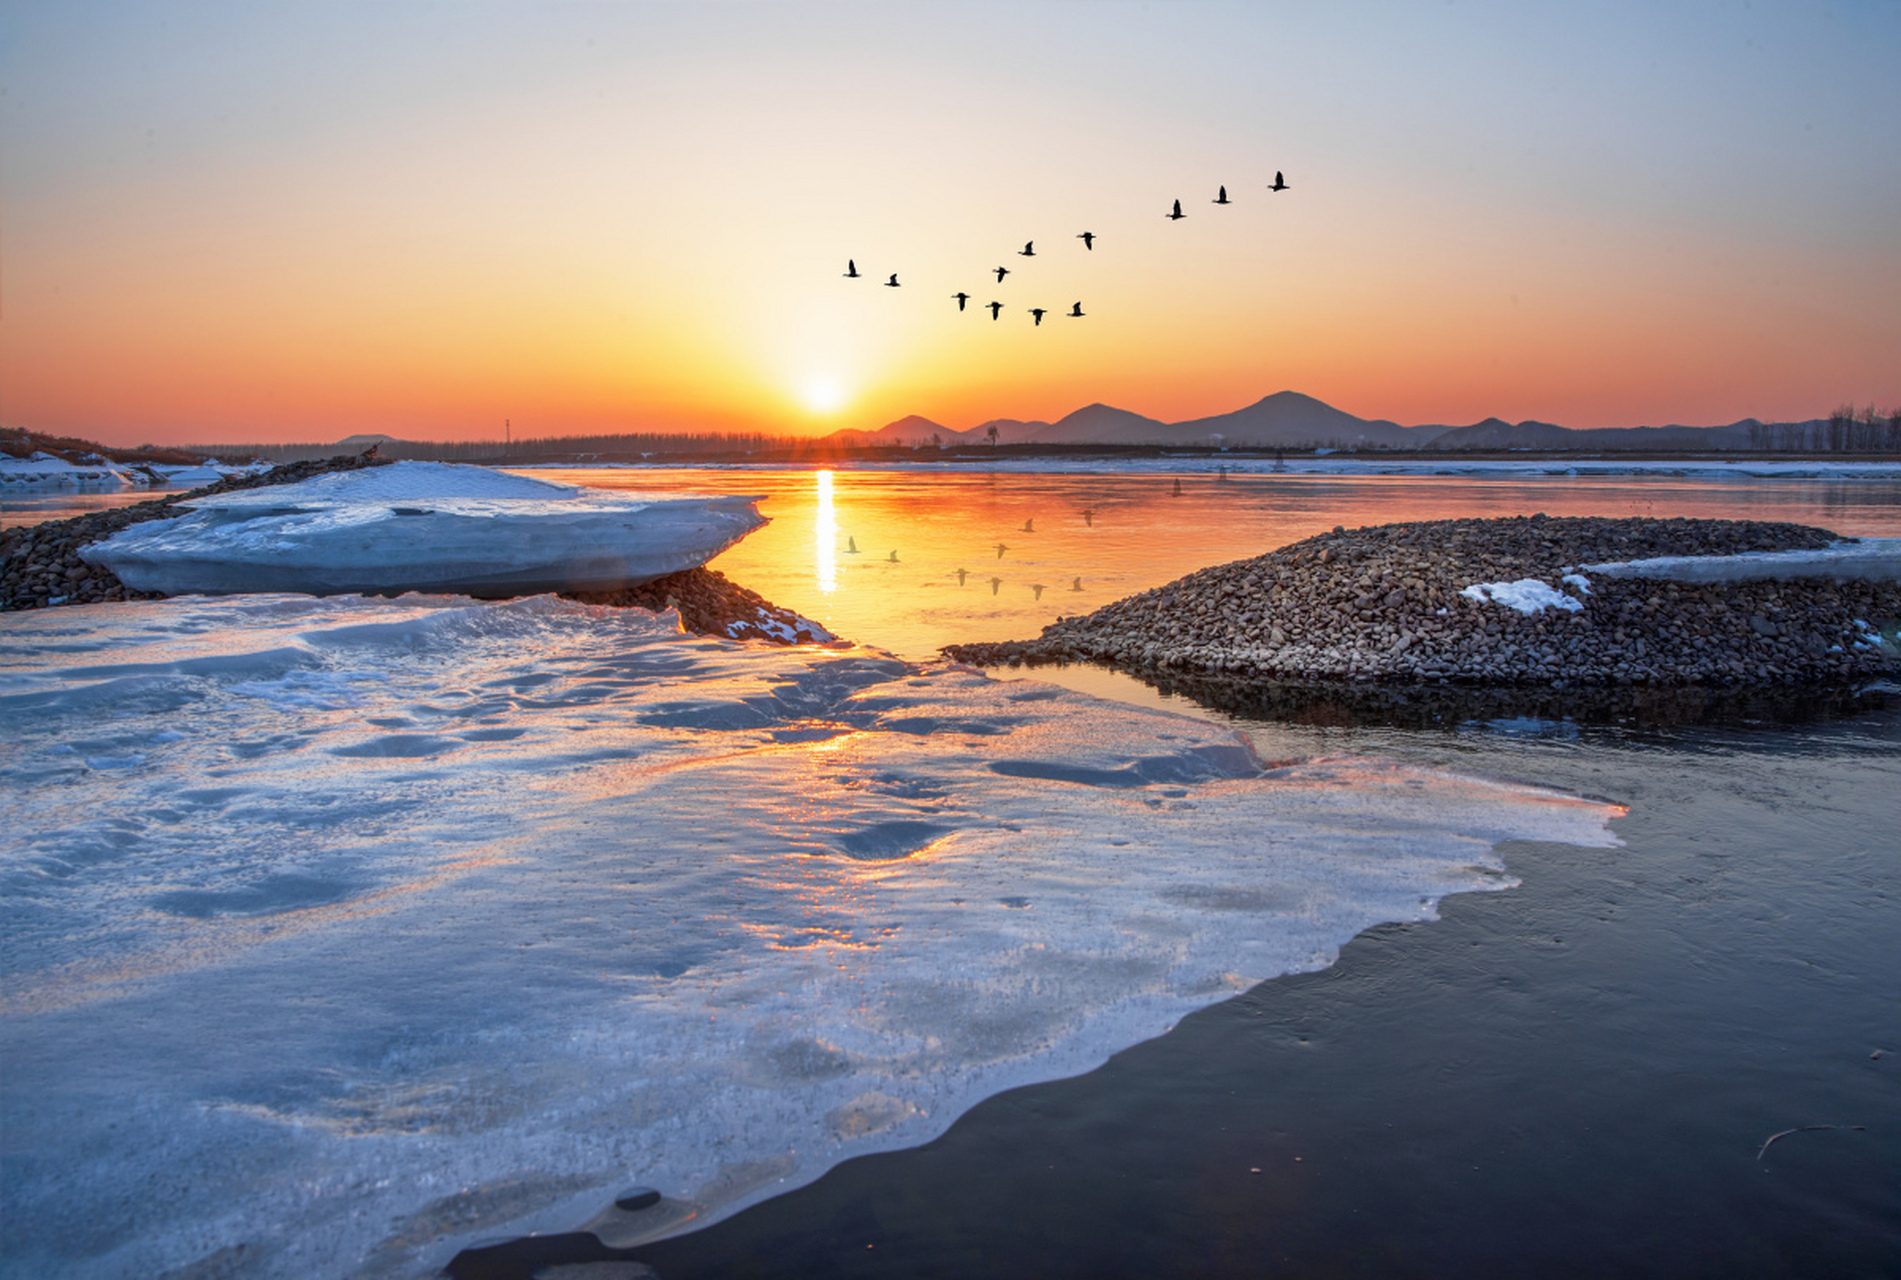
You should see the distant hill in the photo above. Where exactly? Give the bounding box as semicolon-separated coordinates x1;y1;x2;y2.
821;392;1880;453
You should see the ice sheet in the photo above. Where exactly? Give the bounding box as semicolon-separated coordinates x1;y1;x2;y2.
1580;537;1901;583
0;596;1621;1279
77;462;769;596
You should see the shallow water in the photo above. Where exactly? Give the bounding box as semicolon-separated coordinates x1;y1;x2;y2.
631;698;1901;1279
536;468;1901;660
0;487;187;528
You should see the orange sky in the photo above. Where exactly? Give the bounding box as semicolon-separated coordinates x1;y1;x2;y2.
3;2;1897;446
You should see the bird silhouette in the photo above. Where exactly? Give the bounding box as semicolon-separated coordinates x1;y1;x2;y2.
885;273;901;287
953;291;970;311
993;266;1011;283
989;577;1002;595
987;301;1004;320
1078;231;1095;250
994;542;1009;559
1018;241;1035;257
1081;507;1095;526
1029;308;1047;325
1070;576;1083;591
955;568;969;586
1167;199;1185;220
1270;171;1288;191
1172;477;1183;496
1214;185;1231;204
846;536;859;553
1030;583;1046;601
1020;518;1034;532
1068;302;1084;318
844;259;861;278
888;550;899;562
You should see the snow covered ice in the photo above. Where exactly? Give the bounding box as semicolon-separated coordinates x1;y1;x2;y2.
1580;537;1901;584
1;595;1620;1279
77;461;768;596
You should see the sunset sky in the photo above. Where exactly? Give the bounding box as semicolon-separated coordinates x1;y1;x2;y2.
2;1;1897;446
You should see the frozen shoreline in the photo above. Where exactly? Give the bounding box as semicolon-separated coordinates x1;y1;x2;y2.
0;594;1621;1279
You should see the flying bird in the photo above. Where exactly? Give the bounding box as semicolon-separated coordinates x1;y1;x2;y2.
1070;577;1084;591
1078;231;1095;250
1068;302;1084;318
1081;507;1095;526
987;301;1004;319
1270;171;1289;191
955;568;969;586
1029;308;1047;325
1214;185;1231;204
1020;518;1034;532
1167;199;1185;220
993;266;1011;283
885;273;901;287
953;291;970;311
1018;241;1036;257
844;259;861;278
989;577;1002;595
994;542;1009;559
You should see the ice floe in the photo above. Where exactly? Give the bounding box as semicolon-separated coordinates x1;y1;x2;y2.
1580;537;1901;584
0;595;1621;1279
78;461;768;597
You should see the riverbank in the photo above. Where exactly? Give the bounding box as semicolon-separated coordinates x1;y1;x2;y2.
944;515;1901;687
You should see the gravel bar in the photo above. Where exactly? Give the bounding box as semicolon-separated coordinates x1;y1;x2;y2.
943;515;1901;687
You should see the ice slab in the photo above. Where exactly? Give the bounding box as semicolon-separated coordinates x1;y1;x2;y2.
1;452;139;492
0;596;1621;1279
1580;538;1901;583
77;461;768;596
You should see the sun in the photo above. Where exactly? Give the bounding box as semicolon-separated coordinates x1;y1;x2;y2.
800;377;848;416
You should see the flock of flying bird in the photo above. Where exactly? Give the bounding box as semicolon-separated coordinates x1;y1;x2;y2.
841;171;1292;325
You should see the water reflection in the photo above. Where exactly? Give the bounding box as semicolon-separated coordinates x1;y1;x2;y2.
814;470;836;594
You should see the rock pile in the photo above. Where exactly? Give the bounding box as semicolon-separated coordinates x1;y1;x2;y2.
567;570;834;644
943;515;1901;687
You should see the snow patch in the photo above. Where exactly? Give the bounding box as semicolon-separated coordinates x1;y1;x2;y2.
1460;579;1586;614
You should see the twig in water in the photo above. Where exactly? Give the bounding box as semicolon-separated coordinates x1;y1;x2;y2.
1756;1124;1867;1161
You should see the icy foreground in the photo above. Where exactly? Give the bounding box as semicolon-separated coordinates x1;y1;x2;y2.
78;462;767;596
0;597;1619;1279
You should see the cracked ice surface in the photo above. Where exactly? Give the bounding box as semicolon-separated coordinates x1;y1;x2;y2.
0;595;1620;1279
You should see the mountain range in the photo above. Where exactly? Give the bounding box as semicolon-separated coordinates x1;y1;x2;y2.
823;391;1835;452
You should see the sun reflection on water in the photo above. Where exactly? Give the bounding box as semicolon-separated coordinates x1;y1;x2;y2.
815;469;837;594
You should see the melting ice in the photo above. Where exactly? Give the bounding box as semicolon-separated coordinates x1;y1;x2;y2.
0;596;1621;1279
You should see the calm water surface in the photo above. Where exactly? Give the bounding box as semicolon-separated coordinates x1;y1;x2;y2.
538;468;1901;659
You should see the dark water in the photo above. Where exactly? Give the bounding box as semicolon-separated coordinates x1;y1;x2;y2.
629;700;1901;1278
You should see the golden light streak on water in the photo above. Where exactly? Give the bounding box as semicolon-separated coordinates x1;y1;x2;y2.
815;469;837;595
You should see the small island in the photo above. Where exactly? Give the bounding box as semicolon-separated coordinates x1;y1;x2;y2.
944;515;1901;688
